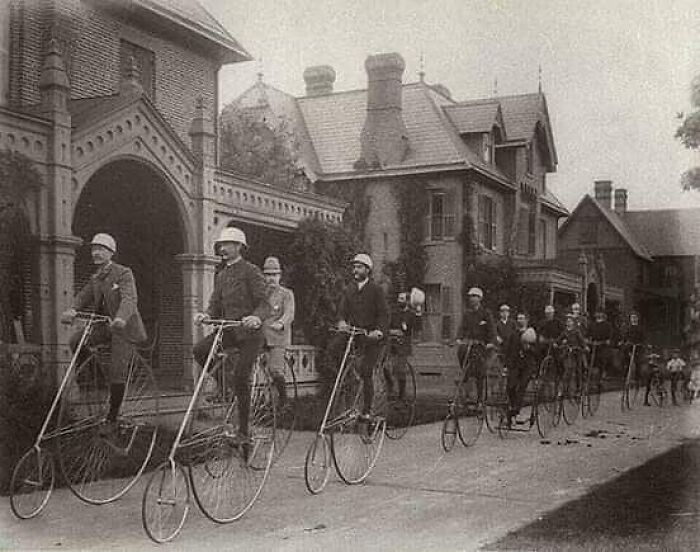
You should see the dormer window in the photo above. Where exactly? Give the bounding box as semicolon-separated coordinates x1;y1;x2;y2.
482;133;492;163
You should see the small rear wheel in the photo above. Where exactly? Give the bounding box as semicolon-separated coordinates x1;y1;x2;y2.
304;434;331;494
441;412;458;452
142;461;190;544
10;448;55;519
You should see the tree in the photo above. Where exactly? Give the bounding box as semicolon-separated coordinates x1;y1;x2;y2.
676;74;700;191
285;218;361;380
219;106;303;191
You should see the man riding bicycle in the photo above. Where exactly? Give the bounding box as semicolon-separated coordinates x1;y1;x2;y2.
588;309;614;379
62;233;147;429
386;290;421;401
455;287;496;402
506;312;538;425
327;253;388;421
621;311;647;397
193;227;268;443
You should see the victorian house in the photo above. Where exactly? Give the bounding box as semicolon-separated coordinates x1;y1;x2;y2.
0;0;343;386
231;53;578;363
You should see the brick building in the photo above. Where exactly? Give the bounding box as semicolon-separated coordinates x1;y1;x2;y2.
558;180;699;348
231;53;579;353
0;0;343;386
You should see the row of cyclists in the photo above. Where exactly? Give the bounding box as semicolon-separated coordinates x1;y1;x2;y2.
60;227;691;444
60;227;421;443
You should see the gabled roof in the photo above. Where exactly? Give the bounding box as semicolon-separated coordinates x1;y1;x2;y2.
623;208;700;257
444;100;505;137
541;188;569;216
559;194;652;260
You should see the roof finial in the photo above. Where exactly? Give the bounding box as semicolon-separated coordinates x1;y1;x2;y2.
493;77;498;97
418;51;425;82
538;64;543;93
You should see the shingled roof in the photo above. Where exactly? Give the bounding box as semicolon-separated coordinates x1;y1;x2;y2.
444;100;505;136
623;208;700;256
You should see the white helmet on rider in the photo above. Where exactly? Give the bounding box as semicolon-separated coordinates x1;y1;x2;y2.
90;233;117;253
351;253;373;270
215;227;248;251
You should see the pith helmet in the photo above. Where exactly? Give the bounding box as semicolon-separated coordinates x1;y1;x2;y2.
467;287;483;298
263;256;282;274
351;253;373;270
215;227;247;249
90;233;117;253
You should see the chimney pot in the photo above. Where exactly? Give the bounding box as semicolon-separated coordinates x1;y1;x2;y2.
303;65;336;96
614;188;628;213
594;180;612;210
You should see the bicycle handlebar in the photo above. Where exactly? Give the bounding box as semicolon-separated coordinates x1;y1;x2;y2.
202;319;244;329
330;325;372;337
69;312;111;324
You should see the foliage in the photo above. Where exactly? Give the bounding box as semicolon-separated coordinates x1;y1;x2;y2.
676;74;700;191
316;180;371;245
383;180;428;296
286;217;361;378
219;106;303;191
0;354;53;494
0;150;42;344
459;209;549;319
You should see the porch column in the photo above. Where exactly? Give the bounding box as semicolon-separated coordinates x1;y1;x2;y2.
175;253;219;389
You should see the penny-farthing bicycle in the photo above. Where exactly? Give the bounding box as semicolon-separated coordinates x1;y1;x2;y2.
559;345;585;425
141;319;276;543
582;342;605;418
440;341;485;452
621;343;642;411
10;312;160;519
304;326;387;494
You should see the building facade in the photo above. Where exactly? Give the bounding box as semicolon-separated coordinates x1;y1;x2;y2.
0;0;343;386
231;53;578;351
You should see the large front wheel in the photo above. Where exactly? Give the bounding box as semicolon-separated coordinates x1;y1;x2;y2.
561;361;581;425
385;360;416;440
535;356;559;439
330;360;386;485
10;448;55;519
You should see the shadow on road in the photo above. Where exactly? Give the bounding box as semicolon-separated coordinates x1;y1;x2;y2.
483;437;700;551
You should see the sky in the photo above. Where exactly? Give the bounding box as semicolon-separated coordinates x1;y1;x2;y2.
199;0;699;212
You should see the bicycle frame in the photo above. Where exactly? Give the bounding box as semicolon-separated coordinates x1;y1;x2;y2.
316;326;367;436
625;344;638;386
165;319;241;464
32;313;110;449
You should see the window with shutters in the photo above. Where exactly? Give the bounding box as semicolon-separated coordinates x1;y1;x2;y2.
120;40;156;100
426;189;455;241
478;194;497;250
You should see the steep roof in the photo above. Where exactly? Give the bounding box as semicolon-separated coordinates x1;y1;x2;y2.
623;208;700;256
559;195;652;260
108;0;251;63
443;100;505;136
541;188;569;216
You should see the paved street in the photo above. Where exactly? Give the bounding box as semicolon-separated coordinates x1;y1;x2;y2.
1;393;698;551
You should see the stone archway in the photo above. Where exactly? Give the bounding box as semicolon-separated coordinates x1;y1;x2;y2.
72;158;188;387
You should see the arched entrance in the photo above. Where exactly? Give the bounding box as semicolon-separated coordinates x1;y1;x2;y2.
587;282;599;315
72;159;187;387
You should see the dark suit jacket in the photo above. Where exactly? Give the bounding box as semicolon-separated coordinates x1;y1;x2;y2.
73;262;147;344
337;280;389;333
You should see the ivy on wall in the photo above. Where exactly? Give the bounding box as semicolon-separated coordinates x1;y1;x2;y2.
316;180;370;245
0;150;42;343
383;179;428;296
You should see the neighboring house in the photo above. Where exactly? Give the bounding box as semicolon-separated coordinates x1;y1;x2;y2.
558;181;698;348
0;0;343;385
230;52;574;346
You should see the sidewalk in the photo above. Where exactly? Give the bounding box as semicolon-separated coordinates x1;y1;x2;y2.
1;392;698;551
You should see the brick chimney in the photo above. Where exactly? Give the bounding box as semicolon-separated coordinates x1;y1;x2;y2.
303;65;335;96
355;52;409;169
594;180;612;209
614;188;628;213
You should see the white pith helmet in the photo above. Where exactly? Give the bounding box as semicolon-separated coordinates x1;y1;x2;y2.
215;226;248;250
467;287;483;298
351;253;373;270
90;233;117;253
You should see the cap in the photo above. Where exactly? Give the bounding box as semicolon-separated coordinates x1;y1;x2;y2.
499;304;510;311
215;227;248;247
544;305;555;314
263;256;282;274
351;253;373;270
90;233;117;253
467;287;483;298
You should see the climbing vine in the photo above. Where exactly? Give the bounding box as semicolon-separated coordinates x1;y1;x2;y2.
316;180;370;245
383;179;428;295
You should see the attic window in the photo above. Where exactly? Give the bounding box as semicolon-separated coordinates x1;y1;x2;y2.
120;40;156;100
